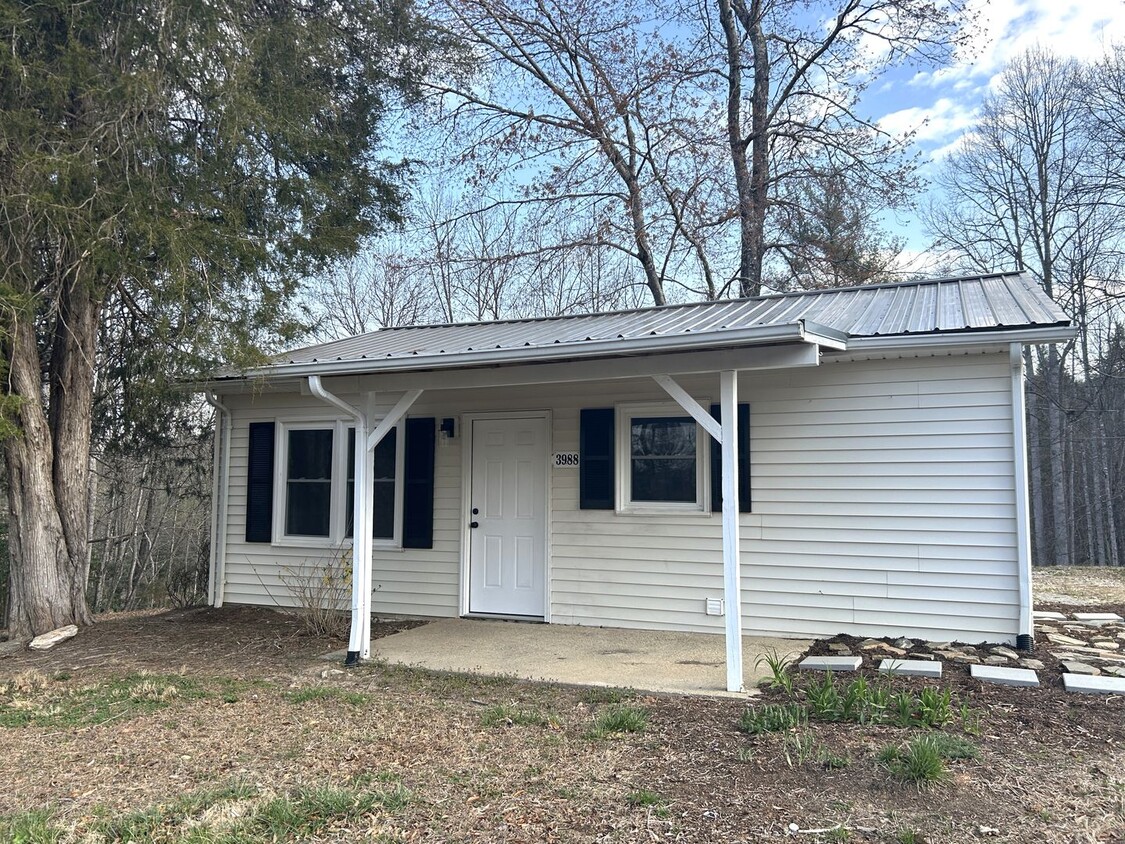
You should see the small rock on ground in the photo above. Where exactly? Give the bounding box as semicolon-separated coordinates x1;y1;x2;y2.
29;624;78;651
1060;661;1100;675
1019;658;1046;670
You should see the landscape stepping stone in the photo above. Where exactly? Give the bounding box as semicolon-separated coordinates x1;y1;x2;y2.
878;659;941;678
969;664;1040;688
1033;611;1067;620
798;656;862;672
1046;633;1087;647
1018;658;1045;670
990;646;1020;660
1073;613;1124;623
1061;661;1100;675
1062;674;1125;694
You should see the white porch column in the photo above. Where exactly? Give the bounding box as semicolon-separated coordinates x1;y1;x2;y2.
653;371;744;693
307;376;372;664
719;370;743;692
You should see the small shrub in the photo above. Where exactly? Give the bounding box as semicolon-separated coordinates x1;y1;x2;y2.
896;830;921;844
284;551;353;639
819;747;850;770
739;703;807;735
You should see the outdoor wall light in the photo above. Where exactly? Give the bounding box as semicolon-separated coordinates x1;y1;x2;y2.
439;417;456;439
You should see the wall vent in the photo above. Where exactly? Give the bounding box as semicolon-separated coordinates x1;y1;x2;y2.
705;597;725;616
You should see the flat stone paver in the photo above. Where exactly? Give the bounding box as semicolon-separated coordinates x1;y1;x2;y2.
1073;613;1124;622
1061;661;1100;675
878;659;941;678
970;664;1040;688
1062;673;1125;694
1033;611;1067;620
798;655;862;672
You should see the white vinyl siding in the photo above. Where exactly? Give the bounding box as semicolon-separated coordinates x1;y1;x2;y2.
216;350;1021;643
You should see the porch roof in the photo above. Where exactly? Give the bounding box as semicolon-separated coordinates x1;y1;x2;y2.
219;271;1071;381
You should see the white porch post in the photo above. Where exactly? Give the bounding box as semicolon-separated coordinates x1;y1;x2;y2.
352;413;373;660
653;371;744;693
719;370;743;692
307;376;373;664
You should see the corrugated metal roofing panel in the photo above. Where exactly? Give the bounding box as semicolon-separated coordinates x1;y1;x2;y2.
273;271;1069;368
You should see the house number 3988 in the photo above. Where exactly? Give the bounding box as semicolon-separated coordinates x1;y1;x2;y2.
553;452;580;468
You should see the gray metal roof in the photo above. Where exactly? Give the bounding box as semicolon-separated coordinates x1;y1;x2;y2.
265;272;1067;375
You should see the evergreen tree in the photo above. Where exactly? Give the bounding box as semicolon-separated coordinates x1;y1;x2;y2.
0;0;442;638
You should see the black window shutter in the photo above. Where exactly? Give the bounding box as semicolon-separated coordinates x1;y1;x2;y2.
709;403;751;513
579;408;615;509
245;421;275;542
402;417;436;549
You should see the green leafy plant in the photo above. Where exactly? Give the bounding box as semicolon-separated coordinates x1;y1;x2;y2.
959;703;981;736
579;687;635;705
890;691;916;728
806;671;842;720
282;686;369;706
739;703;808;735
918;687;952;728
588;704;649;738
755;649;796;696
480;704;551;728
881;736;952;786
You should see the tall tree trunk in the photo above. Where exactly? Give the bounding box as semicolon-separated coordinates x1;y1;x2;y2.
3;318;93;640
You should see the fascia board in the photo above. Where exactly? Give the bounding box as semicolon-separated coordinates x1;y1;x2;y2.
215;321;820;382
844;326;1075;353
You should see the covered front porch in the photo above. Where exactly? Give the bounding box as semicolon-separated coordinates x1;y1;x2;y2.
371;618;811;697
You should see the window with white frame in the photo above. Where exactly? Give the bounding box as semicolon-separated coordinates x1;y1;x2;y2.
615;403;707;512
275;420;403;546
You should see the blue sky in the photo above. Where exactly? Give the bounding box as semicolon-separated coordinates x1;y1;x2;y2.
859;0;1125;263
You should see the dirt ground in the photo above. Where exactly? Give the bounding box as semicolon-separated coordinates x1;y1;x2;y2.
1;570;1124;843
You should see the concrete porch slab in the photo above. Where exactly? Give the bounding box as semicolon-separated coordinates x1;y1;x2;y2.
371;618;810;697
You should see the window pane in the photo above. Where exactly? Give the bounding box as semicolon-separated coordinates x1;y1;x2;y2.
630;417;696;503
286;428;333;536
288;429;333;480
345;427;397;540
286;481;332;536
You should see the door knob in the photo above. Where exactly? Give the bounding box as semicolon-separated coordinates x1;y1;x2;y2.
472;507;479;515
469;521;479;529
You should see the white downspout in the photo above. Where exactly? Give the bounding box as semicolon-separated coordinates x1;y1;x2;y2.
307;375;372;664
1010;344;1034;649
204;391;232;608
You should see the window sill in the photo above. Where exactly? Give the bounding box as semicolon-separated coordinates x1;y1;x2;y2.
616;504;710;517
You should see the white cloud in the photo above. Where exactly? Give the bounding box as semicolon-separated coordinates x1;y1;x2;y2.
877;97;978;145
921;0;1125;88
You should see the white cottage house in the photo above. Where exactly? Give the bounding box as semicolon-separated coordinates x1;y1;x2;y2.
202;272;1072;691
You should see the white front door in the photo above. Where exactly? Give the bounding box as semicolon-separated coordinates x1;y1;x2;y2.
468;416;547;617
